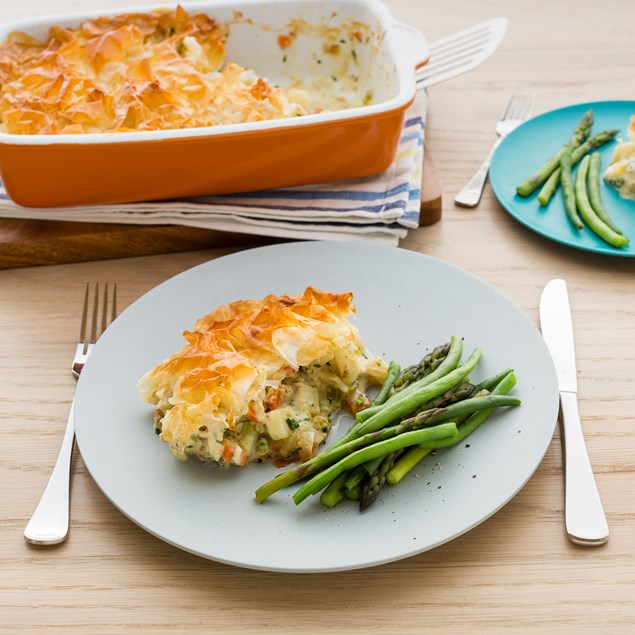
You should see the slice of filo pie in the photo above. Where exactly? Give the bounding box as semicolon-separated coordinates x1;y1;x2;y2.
138;287;388;467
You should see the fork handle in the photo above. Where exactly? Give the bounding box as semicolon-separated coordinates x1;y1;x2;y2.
454;136;502;207
24;403;75;545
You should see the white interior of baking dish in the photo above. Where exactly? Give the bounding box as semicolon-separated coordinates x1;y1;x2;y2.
0;0;428;145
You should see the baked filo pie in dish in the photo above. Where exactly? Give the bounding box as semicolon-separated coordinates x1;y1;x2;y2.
0;6;314;135
138;287;388;467
0;0;428;206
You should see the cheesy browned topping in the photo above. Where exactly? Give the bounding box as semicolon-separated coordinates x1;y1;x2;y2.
138;287;388;467
0;6;311;135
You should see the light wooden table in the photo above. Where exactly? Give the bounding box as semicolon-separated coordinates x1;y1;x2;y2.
1;1;634;632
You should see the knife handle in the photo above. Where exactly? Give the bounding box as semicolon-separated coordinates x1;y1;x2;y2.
560;391;609;546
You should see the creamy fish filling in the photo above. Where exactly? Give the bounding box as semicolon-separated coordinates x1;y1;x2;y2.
153;361;373;467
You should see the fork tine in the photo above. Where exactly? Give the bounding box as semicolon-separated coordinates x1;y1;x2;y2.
503;93;535;121
111;283;118;325
100;282;109;336
78;282;117;359
89;282;99;345
518;93;535;119
521;93;536;118
510;94;527;119
101;282;117;334
79;282;90;344
501;95;517;120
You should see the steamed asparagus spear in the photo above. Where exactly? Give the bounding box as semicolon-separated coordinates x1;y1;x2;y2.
356;338;460;424
587;152;625;236
344;465;367;492
574;155;628;248
319;470;350;508
356;374;506;493
359;450;402;511
371;361;401;406
347;348;482;441
355;379;494;490
392;342;451;393
255;392;520;502
411;381;478;415
516;110;594;197
386;371;517;485
323;372;520;510
293;423;460;505
560;146;584;230
538;128;620;206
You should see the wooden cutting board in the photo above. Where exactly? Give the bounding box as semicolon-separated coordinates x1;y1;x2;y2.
0;156;442;269
418;154;443;226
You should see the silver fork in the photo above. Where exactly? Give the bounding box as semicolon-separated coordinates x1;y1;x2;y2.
454;93;535;208
24;282;117;545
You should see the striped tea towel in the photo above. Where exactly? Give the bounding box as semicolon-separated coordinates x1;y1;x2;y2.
0;91;426;247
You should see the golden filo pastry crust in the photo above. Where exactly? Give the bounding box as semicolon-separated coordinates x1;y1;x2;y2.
138;287;388;467
0;6;310;134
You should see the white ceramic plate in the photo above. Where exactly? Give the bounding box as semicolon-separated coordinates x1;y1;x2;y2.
74;242;559;572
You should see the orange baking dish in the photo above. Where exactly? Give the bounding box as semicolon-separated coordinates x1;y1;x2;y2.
0;0;428;208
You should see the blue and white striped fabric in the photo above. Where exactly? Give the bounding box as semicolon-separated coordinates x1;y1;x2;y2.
0;92;426;246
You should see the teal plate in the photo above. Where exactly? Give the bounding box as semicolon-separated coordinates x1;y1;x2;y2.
489;100;635;257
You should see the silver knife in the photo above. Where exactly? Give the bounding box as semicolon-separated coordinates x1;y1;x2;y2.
539;279;609;546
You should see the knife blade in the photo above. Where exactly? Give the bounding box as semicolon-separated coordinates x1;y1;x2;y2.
539;279;609;546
